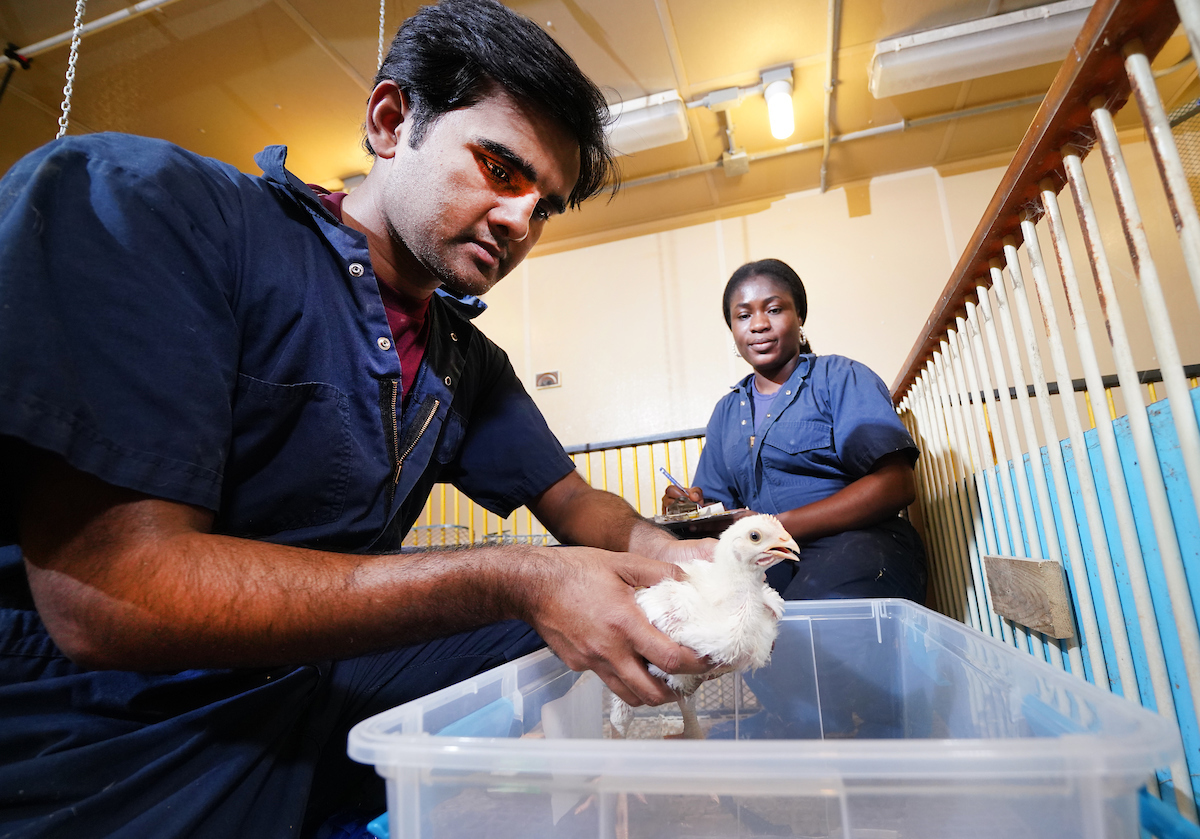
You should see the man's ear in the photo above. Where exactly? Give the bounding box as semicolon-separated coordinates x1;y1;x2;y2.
364;81;410;159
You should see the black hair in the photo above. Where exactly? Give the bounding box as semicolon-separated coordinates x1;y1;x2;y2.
367;0;618;209
722;258;812;352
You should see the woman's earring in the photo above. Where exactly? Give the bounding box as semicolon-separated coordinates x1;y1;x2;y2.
797;324;808;345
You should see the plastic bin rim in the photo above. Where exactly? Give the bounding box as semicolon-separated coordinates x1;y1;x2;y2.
347;598;1183;778
348;728;1176;763
348;734;1178;783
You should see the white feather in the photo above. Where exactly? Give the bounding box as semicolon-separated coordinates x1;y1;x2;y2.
610;513;800;738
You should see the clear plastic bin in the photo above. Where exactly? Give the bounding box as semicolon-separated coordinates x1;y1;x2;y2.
348;599;1185;838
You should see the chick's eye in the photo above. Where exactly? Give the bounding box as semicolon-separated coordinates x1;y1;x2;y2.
749;531;761;542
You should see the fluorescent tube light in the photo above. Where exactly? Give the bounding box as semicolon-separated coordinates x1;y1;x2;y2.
606;90;689;156
869;0;1093;98
761;67;795;140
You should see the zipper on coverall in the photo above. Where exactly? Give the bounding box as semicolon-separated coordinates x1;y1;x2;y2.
390;388;440;485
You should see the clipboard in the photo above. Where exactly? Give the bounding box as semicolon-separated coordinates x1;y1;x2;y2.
651;508;752;538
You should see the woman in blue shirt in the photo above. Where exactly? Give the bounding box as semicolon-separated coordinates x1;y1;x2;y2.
666;259;927;602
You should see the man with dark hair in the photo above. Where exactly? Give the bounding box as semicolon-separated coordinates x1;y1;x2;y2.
0;1;710;835
367;0;616;206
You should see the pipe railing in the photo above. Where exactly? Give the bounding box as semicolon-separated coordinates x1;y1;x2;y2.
402;429;707;548
891;0;1200;819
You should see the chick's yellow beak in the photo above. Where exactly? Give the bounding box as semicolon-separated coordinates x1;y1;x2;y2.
757;535;802;566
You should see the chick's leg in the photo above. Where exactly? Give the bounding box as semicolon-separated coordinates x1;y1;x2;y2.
678;692;704;739
609;695;633;738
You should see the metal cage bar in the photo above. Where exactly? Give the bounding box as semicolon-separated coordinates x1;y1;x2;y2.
931;348;985;630
1014;215;1106;682
950;318;1015;643
1037;181;1140;697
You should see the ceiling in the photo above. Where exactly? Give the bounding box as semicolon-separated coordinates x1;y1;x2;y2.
0;0;1194;254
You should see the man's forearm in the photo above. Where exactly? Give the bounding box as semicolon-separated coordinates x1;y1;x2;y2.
530;471;680;560
22;457;706;711
19;456;552;670
25;502;554;671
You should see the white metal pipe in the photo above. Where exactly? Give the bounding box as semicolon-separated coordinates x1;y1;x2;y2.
916;373;966;621
979;276;1045;563
996;247;1075;672
947;326;1003;636
931;349;983;630
940;340;995;632
969;295;1036;657
943;332;1004;638
907;383;954;617
901;391;942;614
916;367;964;624
1018;212;1111;686
1;0;186;67
963;303;1018;561
1093;102;1200;717
966;297;1034;652
929;352;976;626
954;317;1015;643
1069;132;1200;818
900;398;947;615
952;322;1007;555
1175;0;1200;81
622;94;1044;191
996;246;1061;569
819;0;840;193
1125;46;1200;312
1039;180;1140;698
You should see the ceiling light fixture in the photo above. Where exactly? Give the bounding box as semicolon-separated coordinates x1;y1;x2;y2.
868;0;1092;99
761;66;795;140
606;65;796;159
605;90;690;156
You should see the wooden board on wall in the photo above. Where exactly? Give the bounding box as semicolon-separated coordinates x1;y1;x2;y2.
983;555;1076;639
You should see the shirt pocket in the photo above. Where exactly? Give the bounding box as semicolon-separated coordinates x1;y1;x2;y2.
764;420;834;455
761;420;834;480
433;408;466;465
218;374;351;538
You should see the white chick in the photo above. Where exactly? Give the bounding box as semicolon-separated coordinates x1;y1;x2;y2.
611;513;800;739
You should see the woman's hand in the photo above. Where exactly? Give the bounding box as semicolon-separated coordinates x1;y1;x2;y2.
661;484;705;514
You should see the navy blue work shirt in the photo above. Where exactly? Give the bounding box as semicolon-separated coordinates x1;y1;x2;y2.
0;133;582;837
0;133;575;554
693;354;918;515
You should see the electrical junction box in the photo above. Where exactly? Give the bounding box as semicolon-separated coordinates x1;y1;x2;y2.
721;149;750;177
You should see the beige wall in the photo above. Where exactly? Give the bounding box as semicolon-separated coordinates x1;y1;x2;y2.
474;136;1200;450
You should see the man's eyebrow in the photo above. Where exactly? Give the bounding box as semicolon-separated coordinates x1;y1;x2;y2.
475;138;567;215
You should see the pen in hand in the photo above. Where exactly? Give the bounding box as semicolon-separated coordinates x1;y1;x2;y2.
659;467;703;505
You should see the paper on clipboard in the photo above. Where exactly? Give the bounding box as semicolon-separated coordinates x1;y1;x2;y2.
651;504;752;538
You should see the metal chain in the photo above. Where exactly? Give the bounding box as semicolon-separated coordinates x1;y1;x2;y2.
377;0;386;70
56;0;87;139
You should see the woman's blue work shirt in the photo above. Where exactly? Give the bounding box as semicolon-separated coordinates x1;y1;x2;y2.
692;354;918;516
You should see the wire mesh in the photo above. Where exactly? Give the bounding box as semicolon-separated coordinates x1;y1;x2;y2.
1170;97;1200;207
610;672;764;739
401;524;470;548
480;532;557;546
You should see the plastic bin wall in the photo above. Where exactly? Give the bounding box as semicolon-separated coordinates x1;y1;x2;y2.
349;599;1183;839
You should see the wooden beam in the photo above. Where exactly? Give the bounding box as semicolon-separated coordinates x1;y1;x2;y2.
983;555;1076;639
